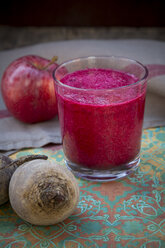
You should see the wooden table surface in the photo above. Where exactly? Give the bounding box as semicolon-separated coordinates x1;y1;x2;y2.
0;26;165;51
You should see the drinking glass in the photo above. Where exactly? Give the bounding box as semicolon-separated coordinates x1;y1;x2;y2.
53;56;148;181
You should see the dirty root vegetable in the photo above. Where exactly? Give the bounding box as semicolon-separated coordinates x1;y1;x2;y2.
0;154;48;205
9;159;79;225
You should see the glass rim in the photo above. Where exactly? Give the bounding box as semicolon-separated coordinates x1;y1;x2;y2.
53;55;148;92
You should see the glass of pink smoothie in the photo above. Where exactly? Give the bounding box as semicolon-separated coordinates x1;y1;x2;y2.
53;56;148;181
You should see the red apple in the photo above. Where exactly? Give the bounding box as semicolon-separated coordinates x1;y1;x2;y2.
1;55;59;123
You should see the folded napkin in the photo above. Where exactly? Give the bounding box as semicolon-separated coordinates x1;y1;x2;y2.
0;39;165;151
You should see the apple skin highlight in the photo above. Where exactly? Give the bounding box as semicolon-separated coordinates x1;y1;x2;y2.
1;55;58;123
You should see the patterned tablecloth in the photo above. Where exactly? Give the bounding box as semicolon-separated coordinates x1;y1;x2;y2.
0;127;165;248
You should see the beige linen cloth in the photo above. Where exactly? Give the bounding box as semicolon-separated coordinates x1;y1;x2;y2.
0;39;165;151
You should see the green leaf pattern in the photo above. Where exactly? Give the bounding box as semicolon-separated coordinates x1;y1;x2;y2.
0;127;164;247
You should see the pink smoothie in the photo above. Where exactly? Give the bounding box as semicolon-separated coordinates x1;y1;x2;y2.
57;68;146;170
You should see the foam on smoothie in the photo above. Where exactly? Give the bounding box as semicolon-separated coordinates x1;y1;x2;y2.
61;68;138;89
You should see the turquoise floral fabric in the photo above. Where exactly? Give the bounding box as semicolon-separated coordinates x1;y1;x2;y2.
0;127;165;247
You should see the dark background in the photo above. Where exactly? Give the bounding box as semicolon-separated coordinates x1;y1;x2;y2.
0;0;164;27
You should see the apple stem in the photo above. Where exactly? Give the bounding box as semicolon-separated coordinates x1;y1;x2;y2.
41;56;58;70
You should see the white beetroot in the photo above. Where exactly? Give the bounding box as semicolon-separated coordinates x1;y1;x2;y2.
0;154;48;205
9;159;80;225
